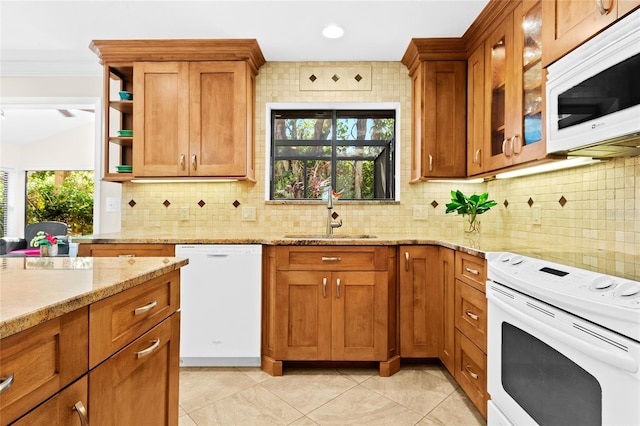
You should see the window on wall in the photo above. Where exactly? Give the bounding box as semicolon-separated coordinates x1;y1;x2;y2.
270;109;396;201
0;170;8;237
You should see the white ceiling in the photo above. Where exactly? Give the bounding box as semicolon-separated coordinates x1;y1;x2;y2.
0;0;489;76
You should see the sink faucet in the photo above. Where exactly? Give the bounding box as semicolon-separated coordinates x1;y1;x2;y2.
325;187;343;236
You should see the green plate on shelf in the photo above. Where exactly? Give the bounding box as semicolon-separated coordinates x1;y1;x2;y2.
118;130;133;137
116;165;132;173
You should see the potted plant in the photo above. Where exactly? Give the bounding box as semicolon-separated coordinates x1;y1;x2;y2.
30;231;60;257
445;190;497;234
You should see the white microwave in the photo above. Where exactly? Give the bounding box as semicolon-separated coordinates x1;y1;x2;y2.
546;8;640;158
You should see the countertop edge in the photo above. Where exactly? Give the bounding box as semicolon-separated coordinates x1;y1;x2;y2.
0;258;188;340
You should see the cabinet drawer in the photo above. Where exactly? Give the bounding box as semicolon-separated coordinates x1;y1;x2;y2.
78;243;175;257
454;330;487;418
454;279;487;352
276;246;388;271
12;376;88;426
0;309;88;426
454;252;486;292
89;270;180;368
89;313;180;426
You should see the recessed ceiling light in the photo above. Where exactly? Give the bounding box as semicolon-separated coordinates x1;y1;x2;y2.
322;25;344;39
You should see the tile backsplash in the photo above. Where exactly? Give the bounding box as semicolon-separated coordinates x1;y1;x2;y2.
121;61;639;256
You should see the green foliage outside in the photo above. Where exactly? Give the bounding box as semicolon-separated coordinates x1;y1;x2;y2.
27;171;94;236
273;114;394;200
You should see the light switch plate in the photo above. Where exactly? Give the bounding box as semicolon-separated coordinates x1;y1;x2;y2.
180;207;189;221
412;205;428;220
106;197;121;212
532;205;541;225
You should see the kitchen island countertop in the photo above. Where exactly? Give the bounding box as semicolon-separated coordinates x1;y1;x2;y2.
74;230;639;281
0;256;188;339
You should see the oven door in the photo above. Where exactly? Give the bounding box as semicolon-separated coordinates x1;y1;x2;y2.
487;282;640;426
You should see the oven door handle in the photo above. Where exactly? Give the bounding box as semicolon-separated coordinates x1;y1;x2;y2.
489;290;639;373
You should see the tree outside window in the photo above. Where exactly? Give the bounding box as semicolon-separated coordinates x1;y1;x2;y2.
26;171;94;236
271;110;395;200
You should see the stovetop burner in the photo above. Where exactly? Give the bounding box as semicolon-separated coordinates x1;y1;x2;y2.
487;252;640;342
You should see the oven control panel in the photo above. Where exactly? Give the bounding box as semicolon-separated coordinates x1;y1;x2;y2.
488;252;640;342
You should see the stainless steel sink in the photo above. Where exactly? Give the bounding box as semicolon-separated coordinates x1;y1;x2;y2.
283;234;377;239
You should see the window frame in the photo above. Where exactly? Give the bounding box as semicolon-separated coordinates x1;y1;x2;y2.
265;102;401;202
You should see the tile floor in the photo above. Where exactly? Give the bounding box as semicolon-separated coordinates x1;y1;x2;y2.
178;363;486;426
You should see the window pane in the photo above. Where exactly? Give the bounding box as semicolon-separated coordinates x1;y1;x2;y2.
271;109;395;201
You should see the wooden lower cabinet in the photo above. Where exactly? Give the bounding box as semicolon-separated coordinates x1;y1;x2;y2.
454;330;487;418
89;313;180;426
0;309;88;426
77;243;175;257
263;246;398;376
12;377;88;426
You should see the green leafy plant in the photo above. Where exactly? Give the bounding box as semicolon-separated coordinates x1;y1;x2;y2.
445;190;497;233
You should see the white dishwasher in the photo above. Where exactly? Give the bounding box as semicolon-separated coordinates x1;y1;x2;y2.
175;244;262;367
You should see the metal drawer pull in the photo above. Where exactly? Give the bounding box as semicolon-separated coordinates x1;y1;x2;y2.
73;401;89;426
136;339;161;359
134;300;158;316
595;0;610;15
191;154;197;170
180;154;185;170
474;148;481;165
0;373;14;394
465;267;480;275
405;252;410;271
336;278;341;299
465;365;479;380
465;310;479;321
118;254;136;257
428;154;433;172
321;257;341;262
323;277;327;298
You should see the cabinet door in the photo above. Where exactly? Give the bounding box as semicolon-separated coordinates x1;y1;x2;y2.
439;248;455;374
89;313;180;426
398;246;441;358
273;271;332;360
0;308;88;426
619;0;640;16
467;45;485;175
332;271;388;361
484;13;516;172
134;62;190;177
12;376;88;426
512;0;546;165
421;61;467;178
77;243;175;257
454;280;487;352
190;61;250;177
542;0;617;67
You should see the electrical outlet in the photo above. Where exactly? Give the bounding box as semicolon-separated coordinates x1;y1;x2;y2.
180;207;189;221
412;205;428;220
532;205;541;225
242;206;257;222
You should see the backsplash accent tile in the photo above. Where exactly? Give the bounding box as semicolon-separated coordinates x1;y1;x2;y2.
163;200;171;208
299;65;372;91
431;200;439;208
128;200;136;208
559;195;567;207
233;200;240;208
198;200;206;208
503;200;509;208
528;197;534;207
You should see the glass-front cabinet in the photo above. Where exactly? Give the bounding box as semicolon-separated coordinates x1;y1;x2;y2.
484;0;545;173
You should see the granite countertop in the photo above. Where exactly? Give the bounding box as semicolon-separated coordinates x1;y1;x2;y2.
0;256;188;339
75;229;639;281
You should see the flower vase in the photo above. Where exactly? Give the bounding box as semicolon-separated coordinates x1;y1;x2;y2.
40;244;58;257
464;214;481;234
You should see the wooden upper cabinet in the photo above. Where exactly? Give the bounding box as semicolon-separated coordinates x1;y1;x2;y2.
402;39;467;181
134;62;190;177
466;44;485;176
190;62;253;177
481;1;546;174
89;39;265;181
542;0;640;67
